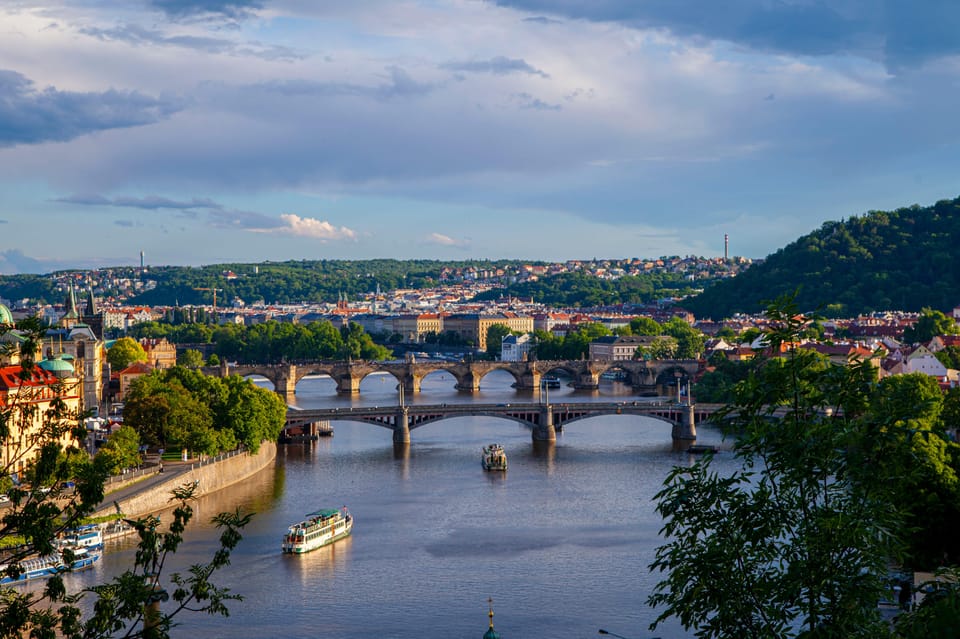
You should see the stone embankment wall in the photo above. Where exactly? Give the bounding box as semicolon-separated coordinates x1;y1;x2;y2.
98;442;277;518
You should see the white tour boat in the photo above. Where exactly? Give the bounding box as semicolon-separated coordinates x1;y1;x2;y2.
482;444;508;471
281;507;353;554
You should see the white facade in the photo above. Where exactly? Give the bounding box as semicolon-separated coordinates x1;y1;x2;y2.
501;333;532;362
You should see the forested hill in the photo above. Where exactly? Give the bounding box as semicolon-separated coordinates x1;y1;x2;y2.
681;196;960;320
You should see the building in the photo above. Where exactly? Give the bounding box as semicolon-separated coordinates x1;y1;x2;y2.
391;313;443;343
589;335;661;361
500;333;533;362
443;313;534;351
118;361;154;401
0;363;81;477
141;338;177;369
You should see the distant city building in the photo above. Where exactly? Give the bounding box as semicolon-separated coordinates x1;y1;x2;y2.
589;335;660;361
500;333;532;362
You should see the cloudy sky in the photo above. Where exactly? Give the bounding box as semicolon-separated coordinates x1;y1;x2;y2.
1;1;959;273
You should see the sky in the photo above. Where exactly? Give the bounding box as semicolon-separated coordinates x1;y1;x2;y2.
2;1;960;274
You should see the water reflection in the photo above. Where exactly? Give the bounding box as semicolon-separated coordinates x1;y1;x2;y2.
282;536;353;584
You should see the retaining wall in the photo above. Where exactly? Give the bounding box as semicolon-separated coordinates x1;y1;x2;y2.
99;442;277;518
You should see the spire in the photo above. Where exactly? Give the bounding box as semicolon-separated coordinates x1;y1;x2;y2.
61;283;79;324
483;597;500;639
85;288;97;317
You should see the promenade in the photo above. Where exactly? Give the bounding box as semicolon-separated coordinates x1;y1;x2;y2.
94;443;277;519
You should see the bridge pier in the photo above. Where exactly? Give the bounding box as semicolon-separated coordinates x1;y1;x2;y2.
532;406;556;442
402;375;421;395
393;408;410;444
671;403;697;441
514;370;540;392
336;374;361;394
275;365;297;402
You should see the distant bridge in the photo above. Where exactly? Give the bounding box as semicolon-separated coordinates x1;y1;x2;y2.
285;401;722;444
205;358;703;401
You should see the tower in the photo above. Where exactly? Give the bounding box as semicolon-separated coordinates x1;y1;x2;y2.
724;233;729;261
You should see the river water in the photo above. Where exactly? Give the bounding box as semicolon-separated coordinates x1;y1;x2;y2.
64;371;736;639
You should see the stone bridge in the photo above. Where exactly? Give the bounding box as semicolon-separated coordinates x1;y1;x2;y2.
285;401;719;444
205;359;703;401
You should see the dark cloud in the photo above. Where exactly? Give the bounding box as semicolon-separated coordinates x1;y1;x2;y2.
441;56;549;78
54;194;222;210
0;249;63;275
148;0;263;21
512;92;561;111
253;66;437;100
0;70;184;148
207;209;284;230
79;23;302;61
494;0;960;70
522;16;562;25
114;220;135;227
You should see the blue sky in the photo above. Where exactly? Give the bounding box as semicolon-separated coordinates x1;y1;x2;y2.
2;1;959;273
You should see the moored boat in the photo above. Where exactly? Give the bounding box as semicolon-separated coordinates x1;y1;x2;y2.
281;507;352;554
482;444;508;471
0;546;100;585
56;524;104;551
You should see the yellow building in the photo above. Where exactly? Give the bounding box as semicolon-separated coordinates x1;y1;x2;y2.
391;313;443;343
442;313;534;351
0;361;81;477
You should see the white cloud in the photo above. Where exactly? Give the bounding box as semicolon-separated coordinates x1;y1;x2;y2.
424;232;469;248
268;213;357;241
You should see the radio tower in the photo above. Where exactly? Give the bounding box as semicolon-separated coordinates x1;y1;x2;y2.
724;234;729;261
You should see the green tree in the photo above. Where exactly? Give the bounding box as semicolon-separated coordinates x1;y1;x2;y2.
94;425;142;474
649;297;901;638
903;308;959;344
661;316;705;359
935;345;960;370
107;336;148;371
177;348;206;369
485;323;514;360
635;336;678;360
629;316;661;335
124;373;213;452
0;319;249;638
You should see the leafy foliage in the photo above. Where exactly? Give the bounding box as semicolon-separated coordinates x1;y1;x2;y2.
683;196;960;319
650;296;908;638
472;271;698;307
0;321;250;638
107;338;147;371
123;368;286;454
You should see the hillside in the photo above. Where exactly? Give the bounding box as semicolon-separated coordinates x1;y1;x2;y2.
681;196;960;320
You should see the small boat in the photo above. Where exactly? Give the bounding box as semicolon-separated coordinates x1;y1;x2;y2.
687;444;719;454
282;507;353;554
56;524;104;551
541;375;561;389
482;444;508;471
0;547;100;585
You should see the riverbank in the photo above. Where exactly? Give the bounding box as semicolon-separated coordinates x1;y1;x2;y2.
93;442;277;519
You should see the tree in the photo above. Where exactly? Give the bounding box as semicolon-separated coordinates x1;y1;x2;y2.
95;425;142;474
177;348;205;369
635;336;677;360
661;316;705;359
904;307;959;344
629;316;661;336
485;323;513;360
0;319;250;638
107;337;148;371
649;296;904;638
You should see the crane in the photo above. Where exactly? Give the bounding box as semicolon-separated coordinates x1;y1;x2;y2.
193;287;224;313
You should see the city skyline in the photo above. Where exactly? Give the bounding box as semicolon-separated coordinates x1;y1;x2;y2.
2;1;960;274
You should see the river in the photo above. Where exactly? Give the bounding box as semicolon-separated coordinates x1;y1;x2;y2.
62;370;736;639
